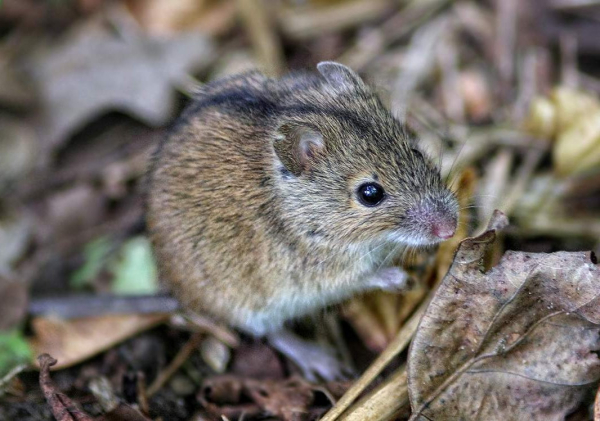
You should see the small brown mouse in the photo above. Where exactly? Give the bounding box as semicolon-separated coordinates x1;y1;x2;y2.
147;62;458;377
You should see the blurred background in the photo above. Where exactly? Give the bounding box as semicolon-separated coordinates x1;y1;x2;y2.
0;0;599;420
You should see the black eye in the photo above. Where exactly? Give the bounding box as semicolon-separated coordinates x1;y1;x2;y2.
357;183;385;207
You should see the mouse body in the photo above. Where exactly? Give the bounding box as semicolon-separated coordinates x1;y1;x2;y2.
147;62;458;336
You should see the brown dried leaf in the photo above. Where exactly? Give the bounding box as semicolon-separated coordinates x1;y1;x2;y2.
408;211;600;420
199;375;326;421
26;6;214;155
38;354;95;421
30;314;168;370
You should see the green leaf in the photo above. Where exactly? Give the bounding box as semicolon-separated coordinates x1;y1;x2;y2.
70;236;112;289
110;236;158;295
0;330;32;377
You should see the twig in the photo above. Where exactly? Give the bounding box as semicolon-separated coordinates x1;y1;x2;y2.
551;0;600;10
0;364;28;396
320;304;425;421
437;25;465;123
502;147;547;215
337;0;451;71
29;294;180;319
38;354;94;421
476;148;514;231
494;0;518;89
173;312;240;348
560;31;579;88
340;366;409;421
147;332;204;397
137;371;150;416
277;0;393;41
391;16;450;122
237;0;285;77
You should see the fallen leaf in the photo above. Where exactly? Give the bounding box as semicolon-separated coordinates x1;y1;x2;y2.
26;5;214;158
408;211;600;420
38;354;151;421
38;353;95;421
199;375;319;421
30;314;168;370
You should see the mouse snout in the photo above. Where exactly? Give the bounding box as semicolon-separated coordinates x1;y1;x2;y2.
431;216;457;240
407;195;458;243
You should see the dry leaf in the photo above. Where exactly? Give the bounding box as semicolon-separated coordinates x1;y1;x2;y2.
26;6;214;157
38;354;95;421
30;314;168;370
199;375;322;421
408;211;600;420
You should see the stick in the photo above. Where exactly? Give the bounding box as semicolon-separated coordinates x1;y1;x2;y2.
320;305;425;421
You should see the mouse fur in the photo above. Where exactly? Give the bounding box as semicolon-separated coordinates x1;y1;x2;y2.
147;62;458;335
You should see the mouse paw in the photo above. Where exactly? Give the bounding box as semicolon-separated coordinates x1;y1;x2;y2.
365;267;410;292
268;331;354;383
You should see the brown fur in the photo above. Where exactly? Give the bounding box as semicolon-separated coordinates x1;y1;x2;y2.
147;63;458;335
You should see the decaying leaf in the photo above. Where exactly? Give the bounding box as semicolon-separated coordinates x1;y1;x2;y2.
408;211;600;420
38;354;151;421
199;375;329;421
26;6;214;157
30;313;168;370
38;353;95;421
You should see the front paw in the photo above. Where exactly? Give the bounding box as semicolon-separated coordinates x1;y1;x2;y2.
365;267;410;292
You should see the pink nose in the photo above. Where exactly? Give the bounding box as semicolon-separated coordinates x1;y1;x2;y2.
432;219;457;239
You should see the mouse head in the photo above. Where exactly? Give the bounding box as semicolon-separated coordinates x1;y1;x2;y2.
272;62;458;248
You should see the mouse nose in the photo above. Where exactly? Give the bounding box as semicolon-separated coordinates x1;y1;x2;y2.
432;218;457;240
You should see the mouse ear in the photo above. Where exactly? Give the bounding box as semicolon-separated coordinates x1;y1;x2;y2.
274;123;324;176
317;61;366;91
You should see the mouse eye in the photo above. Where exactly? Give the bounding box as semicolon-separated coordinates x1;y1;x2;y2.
357;182;386;207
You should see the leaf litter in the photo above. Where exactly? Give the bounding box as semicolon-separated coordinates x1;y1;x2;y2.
0;0;600;420
408;211;600;420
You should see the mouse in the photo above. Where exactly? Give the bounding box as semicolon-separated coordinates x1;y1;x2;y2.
147;61;458;379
